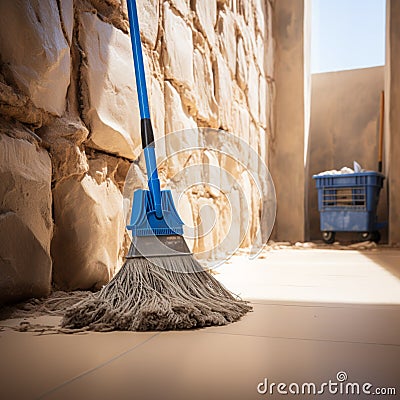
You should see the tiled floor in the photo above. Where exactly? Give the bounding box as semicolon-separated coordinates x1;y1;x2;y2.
1;248;400;400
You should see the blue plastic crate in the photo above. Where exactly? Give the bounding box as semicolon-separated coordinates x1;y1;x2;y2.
312;172;384;233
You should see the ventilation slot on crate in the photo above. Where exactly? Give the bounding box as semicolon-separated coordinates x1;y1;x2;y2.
322;187;366;209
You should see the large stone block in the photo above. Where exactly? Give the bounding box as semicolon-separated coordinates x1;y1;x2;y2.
219;149;244;194
256;33;265;75
241;1;256;51
247;59;259;122
146;76;166;175
259;76;268;128
265;0;274;78
193;48;218;126
137;0;159;48
122;162;147;225
176;191;195;251
237;14;256;56
0;0;71;116
79;12;141;160
250;179;262;242
217;10;237;76
233;102;250;144
164;81;197;134
236;38;248;91
193;197;218;259
202;150;221;198
0;128;52;303
214;54;233;131
238;169;253;247
150;77;165;140
0;213;51;304
266;81;275;138
192;0;217;47
39;118;89;183
164;82;198;177
169;0;190;17
163;3;194;90
254;0;266;36
52;155;126;290
0;127;53;253
258;126;267;163
239;0;252;25
0;81;44;127
249;121;259;156
89;0;129;32
60;0;74;44
219;187;242;255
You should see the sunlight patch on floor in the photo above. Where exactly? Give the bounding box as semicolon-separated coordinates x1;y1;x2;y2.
216;249;400;305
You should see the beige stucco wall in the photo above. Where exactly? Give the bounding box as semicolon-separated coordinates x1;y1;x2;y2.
307;67;385;240
385;0;400;245
270;0;309;242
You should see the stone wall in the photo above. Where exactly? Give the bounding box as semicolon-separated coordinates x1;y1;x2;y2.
0;0;275;302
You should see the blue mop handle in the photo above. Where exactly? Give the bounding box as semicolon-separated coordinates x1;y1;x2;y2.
126;0;162;219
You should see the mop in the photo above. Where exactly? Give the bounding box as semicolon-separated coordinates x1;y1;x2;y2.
62;0;251;331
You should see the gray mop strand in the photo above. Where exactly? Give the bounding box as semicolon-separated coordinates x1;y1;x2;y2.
62;255;251;331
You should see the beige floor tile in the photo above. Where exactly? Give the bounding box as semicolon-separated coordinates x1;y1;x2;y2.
216;250;400;304
40;330;400;400
206;302;400;346
0;317;157;400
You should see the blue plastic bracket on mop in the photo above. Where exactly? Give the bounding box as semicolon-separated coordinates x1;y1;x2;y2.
143;146;162;219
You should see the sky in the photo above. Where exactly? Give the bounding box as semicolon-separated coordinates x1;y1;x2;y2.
311;0;386;73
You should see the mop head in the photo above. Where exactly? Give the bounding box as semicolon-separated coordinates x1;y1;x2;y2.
62;255;251;331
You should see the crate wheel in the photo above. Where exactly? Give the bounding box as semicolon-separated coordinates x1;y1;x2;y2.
322;231;335;244
360;231;381;243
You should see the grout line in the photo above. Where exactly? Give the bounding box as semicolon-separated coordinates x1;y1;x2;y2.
35;333;160;400
201;329;400;348
247;300;400;310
